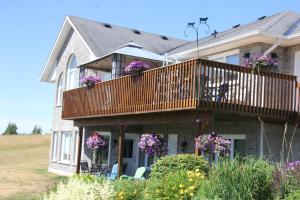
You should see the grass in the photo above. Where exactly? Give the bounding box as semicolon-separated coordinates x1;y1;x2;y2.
0;135;67;200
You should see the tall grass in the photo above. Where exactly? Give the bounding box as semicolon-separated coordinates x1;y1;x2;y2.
197;157;275;200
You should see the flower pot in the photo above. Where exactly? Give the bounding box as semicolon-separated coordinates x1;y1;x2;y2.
86;81;95;89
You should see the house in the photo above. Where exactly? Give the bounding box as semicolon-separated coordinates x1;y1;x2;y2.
40;11;300;176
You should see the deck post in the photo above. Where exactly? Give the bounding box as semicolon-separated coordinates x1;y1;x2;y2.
76;127;84;174
117;125;125;178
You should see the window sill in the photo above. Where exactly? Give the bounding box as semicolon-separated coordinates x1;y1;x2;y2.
58;161;71;165
50;160;57;163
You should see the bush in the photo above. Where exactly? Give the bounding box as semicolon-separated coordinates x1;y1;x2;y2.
285;189;300;200
114;179;145;200
43;175;114;200
151;154;208;178
144;169;204;200
274;162;300;199
197;157;275;200
3;122;18;135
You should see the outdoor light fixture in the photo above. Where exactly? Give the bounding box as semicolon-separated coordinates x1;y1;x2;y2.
271;52;278;59
243;52;250;58
184;17;211;58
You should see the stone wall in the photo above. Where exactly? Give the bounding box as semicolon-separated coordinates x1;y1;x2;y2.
48;29;94;175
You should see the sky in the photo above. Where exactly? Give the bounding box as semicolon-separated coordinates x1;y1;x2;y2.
0;0;299;134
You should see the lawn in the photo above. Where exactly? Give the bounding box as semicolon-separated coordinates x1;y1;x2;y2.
0;135;67;200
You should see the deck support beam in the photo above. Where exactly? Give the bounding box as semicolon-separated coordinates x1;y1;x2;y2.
76;127;84;174
117;125;126;178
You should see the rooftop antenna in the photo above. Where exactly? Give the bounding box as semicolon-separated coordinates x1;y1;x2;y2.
184;17;210;58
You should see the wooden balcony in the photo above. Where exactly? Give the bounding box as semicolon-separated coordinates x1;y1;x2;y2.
62;59;298;120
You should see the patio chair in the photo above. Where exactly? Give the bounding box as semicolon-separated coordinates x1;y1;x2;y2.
216;83;229;103
80;161;90;173
107;163;128;180
120;167;146;180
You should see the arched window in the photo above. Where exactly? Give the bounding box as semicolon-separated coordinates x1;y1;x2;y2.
66;54;79;90
56;73;63;106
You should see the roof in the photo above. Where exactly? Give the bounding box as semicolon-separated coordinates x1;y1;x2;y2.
68;16;188;57
167;11;300;55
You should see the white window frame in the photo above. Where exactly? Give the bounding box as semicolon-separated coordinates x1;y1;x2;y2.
72;130;79;166
202;134;246;161
94;131;111;165
56;73;64;106
66;54;79;90
51;132;58;162
208;49;240;63
60;131;72;164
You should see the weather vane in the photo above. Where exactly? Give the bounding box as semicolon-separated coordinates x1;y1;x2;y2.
184;17;210;58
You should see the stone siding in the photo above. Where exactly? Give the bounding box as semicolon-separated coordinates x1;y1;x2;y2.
48;29;94;175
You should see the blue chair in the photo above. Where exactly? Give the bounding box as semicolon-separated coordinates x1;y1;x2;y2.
107;163;118;180
107;163;128;180
120;167;146;180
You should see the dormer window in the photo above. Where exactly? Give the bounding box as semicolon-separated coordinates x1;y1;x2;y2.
66;54;79;90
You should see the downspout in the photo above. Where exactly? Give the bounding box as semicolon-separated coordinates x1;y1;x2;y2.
263;37;283;56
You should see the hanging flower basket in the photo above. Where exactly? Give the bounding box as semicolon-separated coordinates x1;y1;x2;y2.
124;60;150;77
86;132;106;165
243;54;277;73
138;133;167;158
80;76;101;89
195;132;231;158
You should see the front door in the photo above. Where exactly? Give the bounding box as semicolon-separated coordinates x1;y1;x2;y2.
123;133;139;176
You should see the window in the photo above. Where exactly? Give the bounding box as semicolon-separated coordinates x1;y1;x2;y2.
60;131;72;163
124;139;133;158
66;54;79;90
56;73;63;106
219;134;246;160
208;50;240;81
72;131;79;165
51;132;58;161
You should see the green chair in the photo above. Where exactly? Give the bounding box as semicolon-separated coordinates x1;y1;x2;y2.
120;167;146;180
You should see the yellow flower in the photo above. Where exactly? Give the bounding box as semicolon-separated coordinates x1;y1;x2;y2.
195;169;200;172
189;185;195;190
156;189;160;193
180;189;184;194
190;192;194;197
179;184;184;188
172;186;176;190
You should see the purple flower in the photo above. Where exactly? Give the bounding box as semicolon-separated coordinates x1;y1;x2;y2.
86;132;106;150
242;54;277;71
285;161;300;171
195;132;231;156
138;133;166;156
124;60;150;75
80;75;101;85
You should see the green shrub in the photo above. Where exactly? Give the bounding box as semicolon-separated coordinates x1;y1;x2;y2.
285;189;300;200
151;154;208;178
43;175;114;200
114;179;146;200
144;169;205;200
197;156;275;200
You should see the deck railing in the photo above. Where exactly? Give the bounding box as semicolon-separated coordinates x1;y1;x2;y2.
62;59;297;119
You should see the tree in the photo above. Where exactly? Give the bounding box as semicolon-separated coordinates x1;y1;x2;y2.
32;125;42;135
3;122;18;135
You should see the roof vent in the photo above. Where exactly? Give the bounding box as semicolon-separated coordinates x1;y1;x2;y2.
104;23;112;28
232;24;240;28
133;30;141;34
257;16;266;20
211;30;218;38
161;35;168;40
